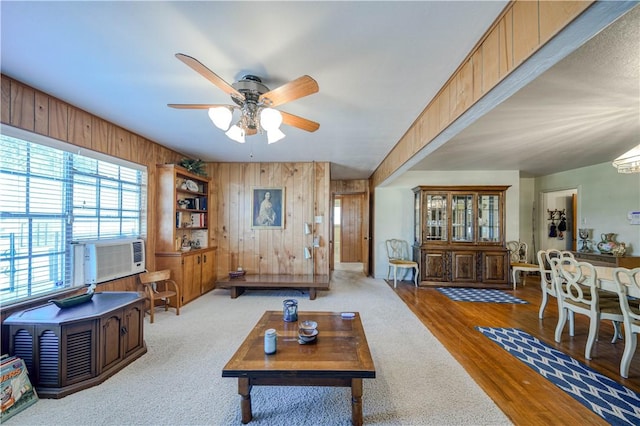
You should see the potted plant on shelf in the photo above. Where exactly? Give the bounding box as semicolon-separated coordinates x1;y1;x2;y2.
179;158;206;176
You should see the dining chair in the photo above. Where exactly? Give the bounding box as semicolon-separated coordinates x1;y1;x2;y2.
385;239;419;288
507;241;538;290
612;267;640;378
138;269;181;323
551;257;623;360
538;249;575;320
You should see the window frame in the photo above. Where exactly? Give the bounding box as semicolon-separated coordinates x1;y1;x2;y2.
0;125;148;306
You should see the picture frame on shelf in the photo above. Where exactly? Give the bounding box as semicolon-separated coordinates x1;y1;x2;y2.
251;187;284;229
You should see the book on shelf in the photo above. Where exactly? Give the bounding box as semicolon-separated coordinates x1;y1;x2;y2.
190;213;205;228
1;355;38;422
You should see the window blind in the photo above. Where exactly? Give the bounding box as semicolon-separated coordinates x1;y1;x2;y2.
0;126;147;305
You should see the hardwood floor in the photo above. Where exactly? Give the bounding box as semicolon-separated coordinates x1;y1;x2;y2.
390;274;640;425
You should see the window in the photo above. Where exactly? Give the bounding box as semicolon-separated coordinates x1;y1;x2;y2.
0;126;147;305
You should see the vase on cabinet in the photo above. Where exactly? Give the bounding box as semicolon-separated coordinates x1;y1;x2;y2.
597;233;618;254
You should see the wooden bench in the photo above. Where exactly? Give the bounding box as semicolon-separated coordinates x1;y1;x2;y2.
215;274;330;300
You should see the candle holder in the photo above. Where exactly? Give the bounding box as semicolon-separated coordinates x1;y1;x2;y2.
578;228;591;252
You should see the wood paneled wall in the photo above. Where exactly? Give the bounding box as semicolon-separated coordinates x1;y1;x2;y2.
1;74;185;289
209;162;330;278
370;0;593;188
330;179;369;195
0;75;185;349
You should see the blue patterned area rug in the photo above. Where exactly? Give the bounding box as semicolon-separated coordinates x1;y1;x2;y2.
436;287;528;304
477;327;640;425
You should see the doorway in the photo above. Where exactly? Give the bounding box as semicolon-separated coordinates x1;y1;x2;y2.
333;194;367;272
539;188;578;253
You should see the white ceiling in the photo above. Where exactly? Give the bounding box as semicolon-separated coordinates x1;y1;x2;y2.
1;2;638;181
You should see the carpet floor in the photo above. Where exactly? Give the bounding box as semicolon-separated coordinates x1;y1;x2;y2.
5;269;510;425
477;327;640;426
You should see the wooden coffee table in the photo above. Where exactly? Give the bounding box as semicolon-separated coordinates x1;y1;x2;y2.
222;310;376;425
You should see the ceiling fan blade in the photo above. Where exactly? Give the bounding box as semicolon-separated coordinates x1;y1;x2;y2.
175;53;245;101
280;111;320;132
259;75;318;107
168;103;231;109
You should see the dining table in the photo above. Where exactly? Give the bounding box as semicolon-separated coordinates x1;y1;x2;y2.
586;264;640;378
590;265;640;297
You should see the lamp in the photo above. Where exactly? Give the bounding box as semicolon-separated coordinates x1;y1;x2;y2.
208;107;233;131
612;144;640;173
209;105;285;144
260;108;286;144
225;125;245;143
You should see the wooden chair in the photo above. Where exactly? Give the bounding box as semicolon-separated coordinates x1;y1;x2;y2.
385;239;419;288
612;267;640;378
551;257;622;360
138;269;180;323
507;241;538;290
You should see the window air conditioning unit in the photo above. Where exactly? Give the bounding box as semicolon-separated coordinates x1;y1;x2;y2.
73;239;146;285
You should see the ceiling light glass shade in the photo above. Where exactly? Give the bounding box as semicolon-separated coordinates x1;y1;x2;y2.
612;144;640;173
208;107;233;130
260;108;283;131
225;125;245;143
267;128;286;144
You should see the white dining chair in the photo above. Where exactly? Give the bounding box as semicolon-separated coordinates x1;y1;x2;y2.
538;249;575;321
551;257;623;360
612;267;640;378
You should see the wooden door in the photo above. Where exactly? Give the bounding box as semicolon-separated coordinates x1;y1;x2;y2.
340;194;363;262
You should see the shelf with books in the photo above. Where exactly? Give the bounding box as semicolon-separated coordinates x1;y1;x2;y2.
156;164;211;253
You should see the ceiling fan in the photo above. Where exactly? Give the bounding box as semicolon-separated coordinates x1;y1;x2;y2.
168;53;319;143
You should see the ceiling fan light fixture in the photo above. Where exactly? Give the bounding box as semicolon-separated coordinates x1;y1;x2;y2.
225;124;245;143
612;144;640;173
208;106;233;131
260;108;283;131
267;128;286;144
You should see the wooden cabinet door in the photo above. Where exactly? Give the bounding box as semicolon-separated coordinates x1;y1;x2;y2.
482;251;509;283
182;253;199;304
99;313;123;372
451;250;477;282
59;321;97;387
201;249;216;294
421;250;448;282
122;302;144;358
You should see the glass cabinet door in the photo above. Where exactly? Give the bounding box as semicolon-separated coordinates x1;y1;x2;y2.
424;194;447;241
478;194;500;242
451;194;473;241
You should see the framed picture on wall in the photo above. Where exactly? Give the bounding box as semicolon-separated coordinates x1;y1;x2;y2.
251;187;285;229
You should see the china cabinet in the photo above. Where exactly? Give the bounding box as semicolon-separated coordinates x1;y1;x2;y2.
155;164;216;304
413;185;510;288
